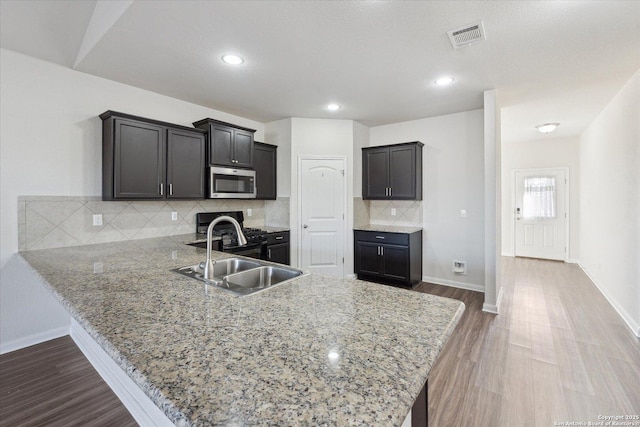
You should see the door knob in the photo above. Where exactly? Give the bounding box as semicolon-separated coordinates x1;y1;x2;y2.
303;224;308;228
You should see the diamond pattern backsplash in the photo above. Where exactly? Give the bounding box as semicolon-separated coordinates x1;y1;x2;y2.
18;196;266;251
265;197;290;228
369;200;423;226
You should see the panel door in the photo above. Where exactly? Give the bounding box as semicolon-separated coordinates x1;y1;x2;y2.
167;129;206;199
363;148;390;199
210;124;234;166
389;145;416;199
514;168;567;260
355;241;381;276
299;158;345;277
114;118;165;199
380;244;410;281
233;129;254;167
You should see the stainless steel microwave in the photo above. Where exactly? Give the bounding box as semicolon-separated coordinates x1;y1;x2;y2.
208;166;256;199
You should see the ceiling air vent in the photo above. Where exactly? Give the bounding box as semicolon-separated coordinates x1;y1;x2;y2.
447;21;486;49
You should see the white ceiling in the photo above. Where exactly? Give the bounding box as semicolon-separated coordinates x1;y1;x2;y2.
1;0;639;142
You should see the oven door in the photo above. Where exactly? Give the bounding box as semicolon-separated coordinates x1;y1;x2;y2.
223;242;264;260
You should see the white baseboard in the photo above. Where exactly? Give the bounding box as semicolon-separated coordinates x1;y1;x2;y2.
501;251;515;257
482;286;503;314
345;273;357;279
580;265;640;338
70;319;174;426
421;276;484;293
0;325;70;355
566;258;580;264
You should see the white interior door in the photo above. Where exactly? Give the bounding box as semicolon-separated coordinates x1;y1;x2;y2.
299;157;345;277
514;168;567;261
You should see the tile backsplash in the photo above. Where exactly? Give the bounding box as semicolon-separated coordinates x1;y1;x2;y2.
369;200;422;227
264;197;290;228
18;196;267;251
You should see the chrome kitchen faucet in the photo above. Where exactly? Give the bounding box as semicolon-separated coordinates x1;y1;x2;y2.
203;215;247;280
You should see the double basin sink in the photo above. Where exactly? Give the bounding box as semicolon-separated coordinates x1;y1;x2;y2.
173;258;307;296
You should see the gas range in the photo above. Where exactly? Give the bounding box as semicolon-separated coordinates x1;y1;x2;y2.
195;211;268;258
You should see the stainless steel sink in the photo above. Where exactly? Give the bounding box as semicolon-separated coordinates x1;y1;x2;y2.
172;258;306;296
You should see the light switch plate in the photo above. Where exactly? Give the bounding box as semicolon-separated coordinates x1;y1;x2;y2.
460;209;467;218
391;208;396;216
247;208;252;217
92;214;103;226
171;211;178;221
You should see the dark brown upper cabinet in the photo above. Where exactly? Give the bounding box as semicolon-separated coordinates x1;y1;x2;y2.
253;142;277;200
101;111;206;201
362;141;423;200
192;118;256;168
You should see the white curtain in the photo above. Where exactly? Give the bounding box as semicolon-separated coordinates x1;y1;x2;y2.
522;176;556;219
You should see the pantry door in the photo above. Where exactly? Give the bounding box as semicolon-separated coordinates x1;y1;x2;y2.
299;157;346;277
514;168;568;261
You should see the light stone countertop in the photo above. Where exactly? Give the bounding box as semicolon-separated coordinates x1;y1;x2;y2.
20;235;463;426
354;224;423;234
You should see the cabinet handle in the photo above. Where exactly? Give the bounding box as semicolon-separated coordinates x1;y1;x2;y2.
375;236;385;239
377;246;380;256
381;246;384;256
169;183;173;196
389;187;392;196
268;249;271;259
275;236;284;240
385;187;388;196
159;183;164;195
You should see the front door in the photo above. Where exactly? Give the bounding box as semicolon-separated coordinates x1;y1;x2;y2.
299;158;346;277
514;168;567;261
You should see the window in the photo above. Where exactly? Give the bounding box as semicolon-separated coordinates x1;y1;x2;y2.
522;176;556;219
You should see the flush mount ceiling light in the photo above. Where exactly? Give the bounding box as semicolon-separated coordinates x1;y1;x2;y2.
536;123;560;134
327;103;341;111
221;54;244;65
434;76;455;86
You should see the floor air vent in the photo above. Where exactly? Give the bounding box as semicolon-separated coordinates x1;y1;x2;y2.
447;21;486;49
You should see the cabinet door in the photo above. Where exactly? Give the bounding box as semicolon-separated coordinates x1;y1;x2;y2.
267;242;290;265
363;148;390;199
167;129;206;199
233;129;254;167
380;244;410;281
355;241;382;276
210;124;234;166
254;142;277;199
389;145;416;199
114;118;165;199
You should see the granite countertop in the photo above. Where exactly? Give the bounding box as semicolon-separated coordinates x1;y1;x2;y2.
20;235;463;426
354;224;423;234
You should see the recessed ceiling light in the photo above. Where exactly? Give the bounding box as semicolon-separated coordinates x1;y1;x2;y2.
535;123;560;134
221;54;244;65
434;76;455;86
327;103;341;111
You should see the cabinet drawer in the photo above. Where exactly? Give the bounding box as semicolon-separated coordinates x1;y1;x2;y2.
267;231;290;245
354;230;408;245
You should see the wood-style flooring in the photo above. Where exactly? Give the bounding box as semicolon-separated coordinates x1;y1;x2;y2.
418;256;640;427
0;335;136;427
1;257;638;426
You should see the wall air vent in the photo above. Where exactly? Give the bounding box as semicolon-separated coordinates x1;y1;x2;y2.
447;21;486;49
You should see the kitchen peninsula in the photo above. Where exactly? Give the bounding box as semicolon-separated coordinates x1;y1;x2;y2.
20;235;464;426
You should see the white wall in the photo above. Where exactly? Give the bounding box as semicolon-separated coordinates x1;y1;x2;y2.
264;118;292;197
0;49;265;349
369;110;486;292
501;136;580;260
352;121;369;199
579;70;640;336
289;118;355;273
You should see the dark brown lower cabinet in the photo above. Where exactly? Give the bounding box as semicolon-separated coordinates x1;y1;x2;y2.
264;231;290;265
354;229;422;286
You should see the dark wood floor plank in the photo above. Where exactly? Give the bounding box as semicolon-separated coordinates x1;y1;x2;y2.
0;335;137;427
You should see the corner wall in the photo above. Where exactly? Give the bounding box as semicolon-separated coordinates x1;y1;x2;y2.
369;109;486;292
579;70;640;336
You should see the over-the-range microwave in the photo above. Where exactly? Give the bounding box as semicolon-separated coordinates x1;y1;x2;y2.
208;166;256;199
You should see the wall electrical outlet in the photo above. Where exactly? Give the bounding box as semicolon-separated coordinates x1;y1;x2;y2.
92;214;103;226
247;208;252;217
460;209;467;218
171;211;178;221
452;260;467;275
391;208;396;216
